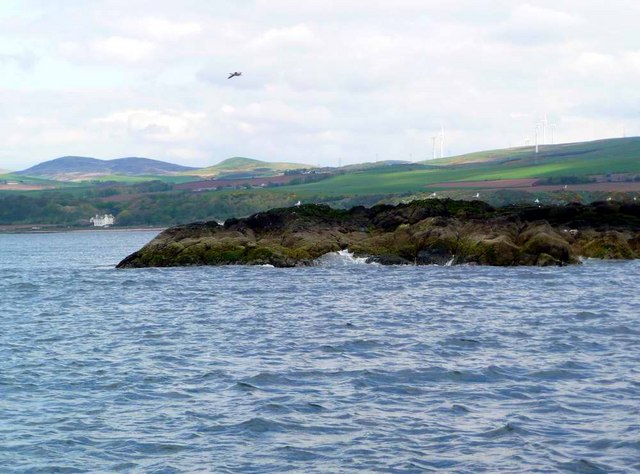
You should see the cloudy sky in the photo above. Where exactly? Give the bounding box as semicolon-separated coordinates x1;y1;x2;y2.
1;0;639;170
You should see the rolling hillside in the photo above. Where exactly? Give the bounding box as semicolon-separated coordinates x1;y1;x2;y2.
191;157;312;178
281;137;640;197
427;137;640;171
2;138;639;228
0;172;72;191
18;156;198;181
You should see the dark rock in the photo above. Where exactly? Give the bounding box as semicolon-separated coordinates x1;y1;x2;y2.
116;199;640;268
365;255;412;265
415;248;453;265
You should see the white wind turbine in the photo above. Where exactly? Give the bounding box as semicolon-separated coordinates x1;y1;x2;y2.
541;114;548;144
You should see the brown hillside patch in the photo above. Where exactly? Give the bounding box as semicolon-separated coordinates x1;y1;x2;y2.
175;175;299;191
0;184;52;191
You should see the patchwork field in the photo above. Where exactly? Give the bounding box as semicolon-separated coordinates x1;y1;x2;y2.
280;137;640;198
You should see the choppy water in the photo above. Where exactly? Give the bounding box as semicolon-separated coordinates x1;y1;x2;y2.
1;231;639;473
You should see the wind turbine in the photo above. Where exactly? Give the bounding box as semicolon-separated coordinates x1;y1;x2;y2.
534;124;539;154
541;114;548;144
440;125;445;158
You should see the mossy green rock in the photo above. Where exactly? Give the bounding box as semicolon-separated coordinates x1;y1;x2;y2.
117;200;640;268
579;231;637;259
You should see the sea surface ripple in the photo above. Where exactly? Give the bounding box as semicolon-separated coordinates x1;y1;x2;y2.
1;231;639;473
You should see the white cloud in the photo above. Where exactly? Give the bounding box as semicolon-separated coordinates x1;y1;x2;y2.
120;18;203;41
571;51;640;80
221;101;331;128
97;36;157;62
494;3;582;45
250;24;317;51
60;36;157;64
0;51;37;70
95;109;208;141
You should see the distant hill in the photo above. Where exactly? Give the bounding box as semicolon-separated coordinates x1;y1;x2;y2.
191;156;312;178
338;160;414;172
18;156;197;181
425;137;640;170
286;137;640;197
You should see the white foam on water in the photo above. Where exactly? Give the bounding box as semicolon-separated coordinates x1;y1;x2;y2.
315;249;371;267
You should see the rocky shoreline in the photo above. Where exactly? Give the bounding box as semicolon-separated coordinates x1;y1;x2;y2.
116;199;640;268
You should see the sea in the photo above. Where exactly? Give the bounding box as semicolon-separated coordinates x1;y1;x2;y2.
1;230;639;473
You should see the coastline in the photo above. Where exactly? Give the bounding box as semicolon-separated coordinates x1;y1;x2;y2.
116;199;640;269
0;225;166;234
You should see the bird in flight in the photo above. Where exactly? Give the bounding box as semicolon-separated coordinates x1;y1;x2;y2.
228;72;242;79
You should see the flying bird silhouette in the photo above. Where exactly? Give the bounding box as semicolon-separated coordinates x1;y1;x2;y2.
228;72;242;79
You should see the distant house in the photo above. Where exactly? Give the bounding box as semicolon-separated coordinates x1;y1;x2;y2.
90;214;115;227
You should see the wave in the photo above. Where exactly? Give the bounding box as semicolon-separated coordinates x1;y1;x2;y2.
557;459;609;473
479;422;532;438
314;249;371;266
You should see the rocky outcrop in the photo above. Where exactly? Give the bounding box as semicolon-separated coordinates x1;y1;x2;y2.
116;199;640;268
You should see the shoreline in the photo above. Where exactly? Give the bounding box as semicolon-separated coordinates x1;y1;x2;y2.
116;200;640;269
0;225;166;234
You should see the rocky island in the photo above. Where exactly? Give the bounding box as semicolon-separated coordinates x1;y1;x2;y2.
117;199;640;268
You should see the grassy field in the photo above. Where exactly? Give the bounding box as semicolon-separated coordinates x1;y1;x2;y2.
276;137;640;197
2;138;638;226
0;173;77;187
428;137;640;175
190;157;311;178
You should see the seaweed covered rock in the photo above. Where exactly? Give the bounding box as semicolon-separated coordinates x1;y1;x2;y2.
578;231;638;259
117;199;640;268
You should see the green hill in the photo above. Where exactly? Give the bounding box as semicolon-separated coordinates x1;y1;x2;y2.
212;157;265;169
0;173;68;185
192;156;312;178
274;137;640;197
428;137;640;172
18;156;197;181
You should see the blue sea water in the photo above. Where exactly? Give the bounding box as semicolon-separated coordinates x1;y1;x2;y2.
1;230;639;473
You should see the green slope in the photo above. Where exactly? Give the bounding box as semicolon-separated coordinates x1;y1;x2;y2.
428;137;640;169
0;173;75;187
279;137;640;197
192;156;312;177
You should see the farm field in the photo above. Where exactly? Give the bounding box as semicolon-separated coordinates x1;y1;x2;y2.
280;137;640;197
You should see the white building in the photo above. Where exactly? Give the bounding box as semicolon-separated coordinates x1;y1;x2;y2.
90;214;115;227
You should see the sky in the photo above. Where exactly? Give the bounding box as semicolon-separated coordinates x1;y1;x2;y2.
1;0;639;170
